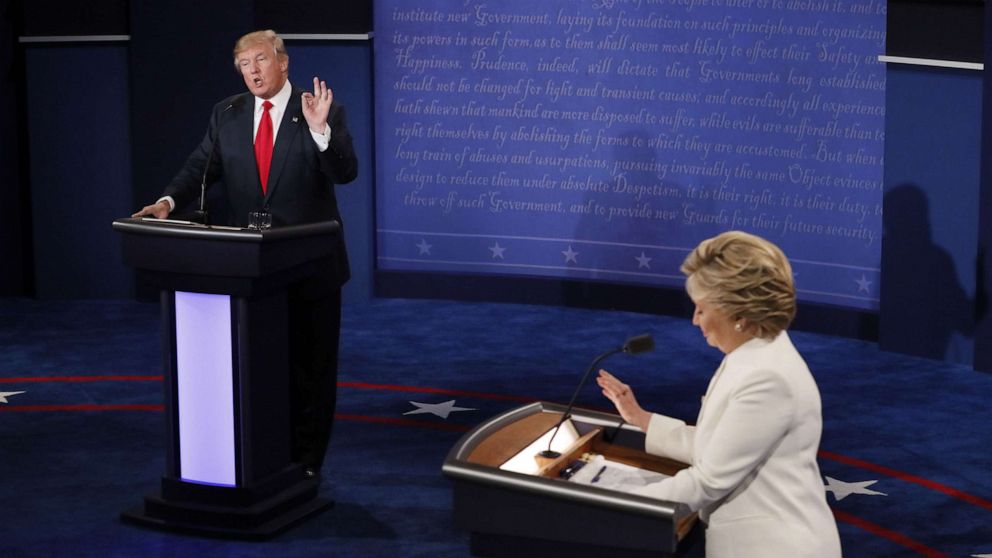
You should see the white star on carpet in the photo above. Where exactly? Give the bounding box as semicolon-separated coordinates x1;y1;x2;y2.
971;554;992;557
0;391;26;403
854;274;872;293
824;476;886;501
404;400;475;419
562;245;579;264
635;251;652;269
489;241;506;260
416;239;432;255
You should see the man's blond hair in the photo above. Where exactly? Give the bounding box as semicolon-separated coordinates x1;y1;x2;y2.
232;29;287;69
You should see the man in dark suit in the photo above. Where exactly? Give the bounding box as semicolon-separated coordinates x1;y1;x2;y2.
133;30;358;478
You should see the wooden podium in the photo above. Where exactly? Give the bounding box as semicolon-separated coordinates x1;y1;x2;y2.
112;217;339;539
443;402;697;557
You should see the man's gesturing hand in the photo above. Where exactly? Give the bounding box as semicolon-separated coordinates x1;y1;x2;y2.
302;76;332;134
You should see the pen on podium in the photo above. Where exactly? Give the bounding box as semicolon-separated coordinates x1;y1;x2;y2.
591;465;607;484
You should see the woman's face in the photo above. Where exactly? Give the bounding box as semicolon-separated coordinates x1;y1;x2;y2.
691;297;749;354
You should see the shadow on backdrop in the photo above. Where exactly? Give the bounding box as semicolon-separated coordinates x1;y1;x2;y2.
880;184;980;363
563;128;694;310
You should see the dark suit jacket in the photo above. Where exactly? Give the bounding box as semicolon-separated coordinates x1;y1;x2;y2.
163;86;359;288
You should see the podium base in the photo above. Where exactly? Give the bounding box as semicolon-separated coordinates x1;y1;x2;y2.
121;476;330;540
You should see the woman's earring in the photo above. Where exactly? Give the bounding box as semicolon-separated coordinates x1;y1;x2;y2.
734;322;743;332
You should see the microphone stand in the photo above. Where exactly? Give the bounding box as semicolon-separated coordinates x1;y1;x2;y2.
193;100;239;226
539;334;653;459
193;173;211;226
538;347;623;459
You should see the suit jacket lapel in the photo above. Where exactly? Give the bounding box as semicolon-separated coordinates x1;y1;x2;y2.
264;90;303;201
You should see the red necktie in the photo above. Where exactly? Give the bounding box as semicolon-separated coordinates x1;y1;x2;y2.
255;100;274;194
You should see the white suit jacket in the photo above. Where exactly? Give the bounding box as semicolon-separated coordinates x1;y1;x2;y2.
635;331;842;558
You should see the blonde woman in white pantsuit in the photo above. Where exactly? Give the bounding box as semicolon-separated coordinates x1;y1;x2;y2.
598;231;842;558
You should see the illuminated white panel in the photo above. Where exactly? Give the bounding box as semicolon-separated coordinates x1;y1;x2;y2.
499;420;579;476
174;291;236;486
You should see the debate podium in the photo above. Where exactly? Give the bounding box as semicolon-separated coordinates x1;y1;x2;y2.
443;402;697;557
112;217;340;539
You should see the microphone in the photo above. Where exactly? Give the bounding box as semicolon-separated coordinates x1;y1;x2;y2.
194;98;241;225
538;334;654;459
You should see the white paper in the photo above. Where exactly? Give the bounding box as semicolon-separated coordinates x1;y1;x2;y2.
568;454;670;493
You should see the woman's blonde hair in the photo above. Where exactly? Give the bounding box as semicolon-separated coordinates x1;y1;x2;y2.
681;231;796;339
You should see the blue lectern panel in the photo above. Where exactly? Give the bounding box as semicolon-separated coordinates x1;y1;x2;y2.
374;1;885;310
175;292;236;487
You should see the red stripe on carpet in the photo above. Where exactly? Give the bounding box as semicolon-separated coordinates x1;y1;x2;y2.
0;403;164;412
820;449;992;512
337;381;535;402
0;405;471;434
334;413;472;432
832;509;951;558
0;375;162;383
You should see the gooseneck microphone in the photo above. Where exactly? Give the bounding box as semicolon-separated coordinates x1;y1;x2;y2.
538;334;654;459
194;99;241;225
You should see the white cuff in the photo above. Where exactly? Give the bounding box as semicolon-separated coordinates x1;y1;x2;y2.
156;196;176;212
310;125;331;152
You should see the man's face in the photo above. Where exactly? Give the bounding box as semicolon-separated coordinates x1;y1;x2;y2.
236;43;288;99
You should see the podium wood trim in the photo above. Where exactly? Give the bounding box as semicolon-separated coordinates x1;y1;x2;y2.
466;411;560;467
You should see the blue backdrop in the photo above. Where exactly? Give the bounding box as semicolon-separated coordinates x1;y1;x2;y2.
374;0;886;310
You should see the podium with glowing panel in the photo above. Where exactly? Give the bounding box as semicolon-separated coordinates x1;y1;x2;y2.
112;217;339;538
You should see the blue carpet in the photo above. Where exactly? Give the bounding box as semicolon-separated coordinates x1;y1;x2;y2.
1;297;991;557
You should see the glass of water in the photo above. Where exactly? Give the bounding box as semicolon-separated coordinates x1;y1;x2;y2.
248;210;272;230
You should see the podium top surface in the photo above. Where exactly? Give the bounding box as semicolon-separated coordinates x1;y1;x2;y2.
111;218;339;243
112;218;342;291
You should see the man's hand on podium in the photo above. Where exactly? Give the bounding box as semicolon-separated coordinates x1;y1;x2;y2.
132;200;171;219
